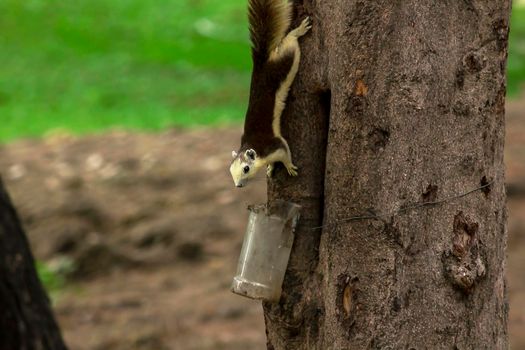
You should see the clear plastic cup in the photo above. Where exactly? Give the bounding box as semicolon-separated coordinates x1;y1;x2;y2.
231;200;301;302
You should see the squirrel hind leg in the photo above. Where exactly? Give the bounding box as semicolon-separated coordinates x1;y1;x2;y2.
290;17;312;38
269;17;311;62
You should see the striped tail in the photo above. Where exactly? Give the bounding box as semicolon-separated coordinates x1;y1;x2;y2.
248;0;292;65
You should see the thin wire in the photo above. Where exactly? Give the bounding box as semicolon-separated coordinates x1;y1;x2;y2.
310;180;494;230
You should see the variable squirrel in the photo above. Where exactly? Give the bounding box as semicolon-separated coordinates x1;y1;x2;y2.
229;0;311;187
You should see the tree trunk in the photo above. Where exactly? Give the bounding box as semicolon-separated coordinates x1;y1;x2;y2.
0;178;67;349
265;0;510;349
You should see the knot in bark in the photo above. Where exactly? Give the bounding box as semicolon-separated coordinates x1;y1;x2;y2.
442;211;486;294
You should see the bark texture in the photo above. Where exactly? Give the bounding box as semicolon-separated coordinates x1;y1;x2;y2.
0;178;67;349
265;0;510;349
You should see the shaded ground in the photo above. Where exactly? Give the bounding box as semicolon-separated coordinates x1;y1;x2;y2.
0;100;523;349
1;128;267;350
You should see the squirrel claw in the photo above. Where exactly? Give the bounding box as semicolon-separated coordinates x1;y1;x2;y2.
287;165;299;177
303;16;312;28
295;17;312;36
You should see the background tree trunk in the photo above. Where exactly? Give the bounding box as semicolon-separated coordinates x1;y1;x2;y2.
0;178;67;349
265;0;510;348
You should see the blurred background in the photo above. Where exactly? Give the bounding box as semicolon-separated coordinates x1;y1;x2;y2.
0;0;523;349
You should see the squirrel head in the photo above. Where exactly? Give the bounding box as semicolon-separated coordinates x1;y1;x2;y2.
230;148;259;187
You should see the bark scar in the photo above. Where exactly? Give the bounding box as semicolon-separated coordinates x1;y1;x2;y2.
336;274;359;338
355;79;368;96
442;211;486;294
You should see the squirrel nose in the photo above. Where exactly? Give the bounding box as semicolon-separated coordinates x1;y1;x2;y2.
236;183;244;188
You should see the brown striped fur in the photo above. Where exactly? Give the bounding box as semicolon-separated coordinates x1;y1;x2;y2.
248;0;292;64
230;0;311;187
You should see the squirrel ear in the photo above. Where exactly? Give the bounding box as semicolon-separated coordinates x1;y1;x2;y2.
245;149;256;160
232;151;238;158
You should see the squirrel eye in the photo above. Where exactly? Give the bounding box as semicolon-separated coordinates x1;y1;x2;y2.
243;166;250;174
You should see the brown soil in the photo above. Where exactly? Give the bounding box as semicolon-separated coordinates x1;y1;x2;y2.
0;100;523;349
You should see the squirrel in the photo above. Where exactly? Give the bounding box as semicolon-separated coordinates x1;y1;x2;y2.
229;0;311;187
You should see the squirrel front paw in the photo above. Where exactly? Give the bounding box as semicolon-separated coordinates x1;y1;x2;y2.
286;164;298;177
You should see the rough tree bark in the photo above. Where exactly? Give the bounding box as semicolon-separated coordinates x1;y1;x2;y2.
265;0;510;349
0;178;67;349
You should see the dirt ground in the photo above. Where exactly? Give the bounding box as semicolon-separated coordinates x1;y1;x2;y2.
0;100;523;349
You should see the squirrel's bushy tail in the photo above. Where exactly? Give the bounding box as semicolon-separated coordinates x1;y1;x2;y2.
248;0;292;65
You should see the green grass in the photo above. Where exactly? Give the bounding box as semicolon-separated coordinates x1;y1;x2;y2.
0;0;252;141
0;1;524;142
36;257;75;296
36;261;66;292
508;6;525;96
